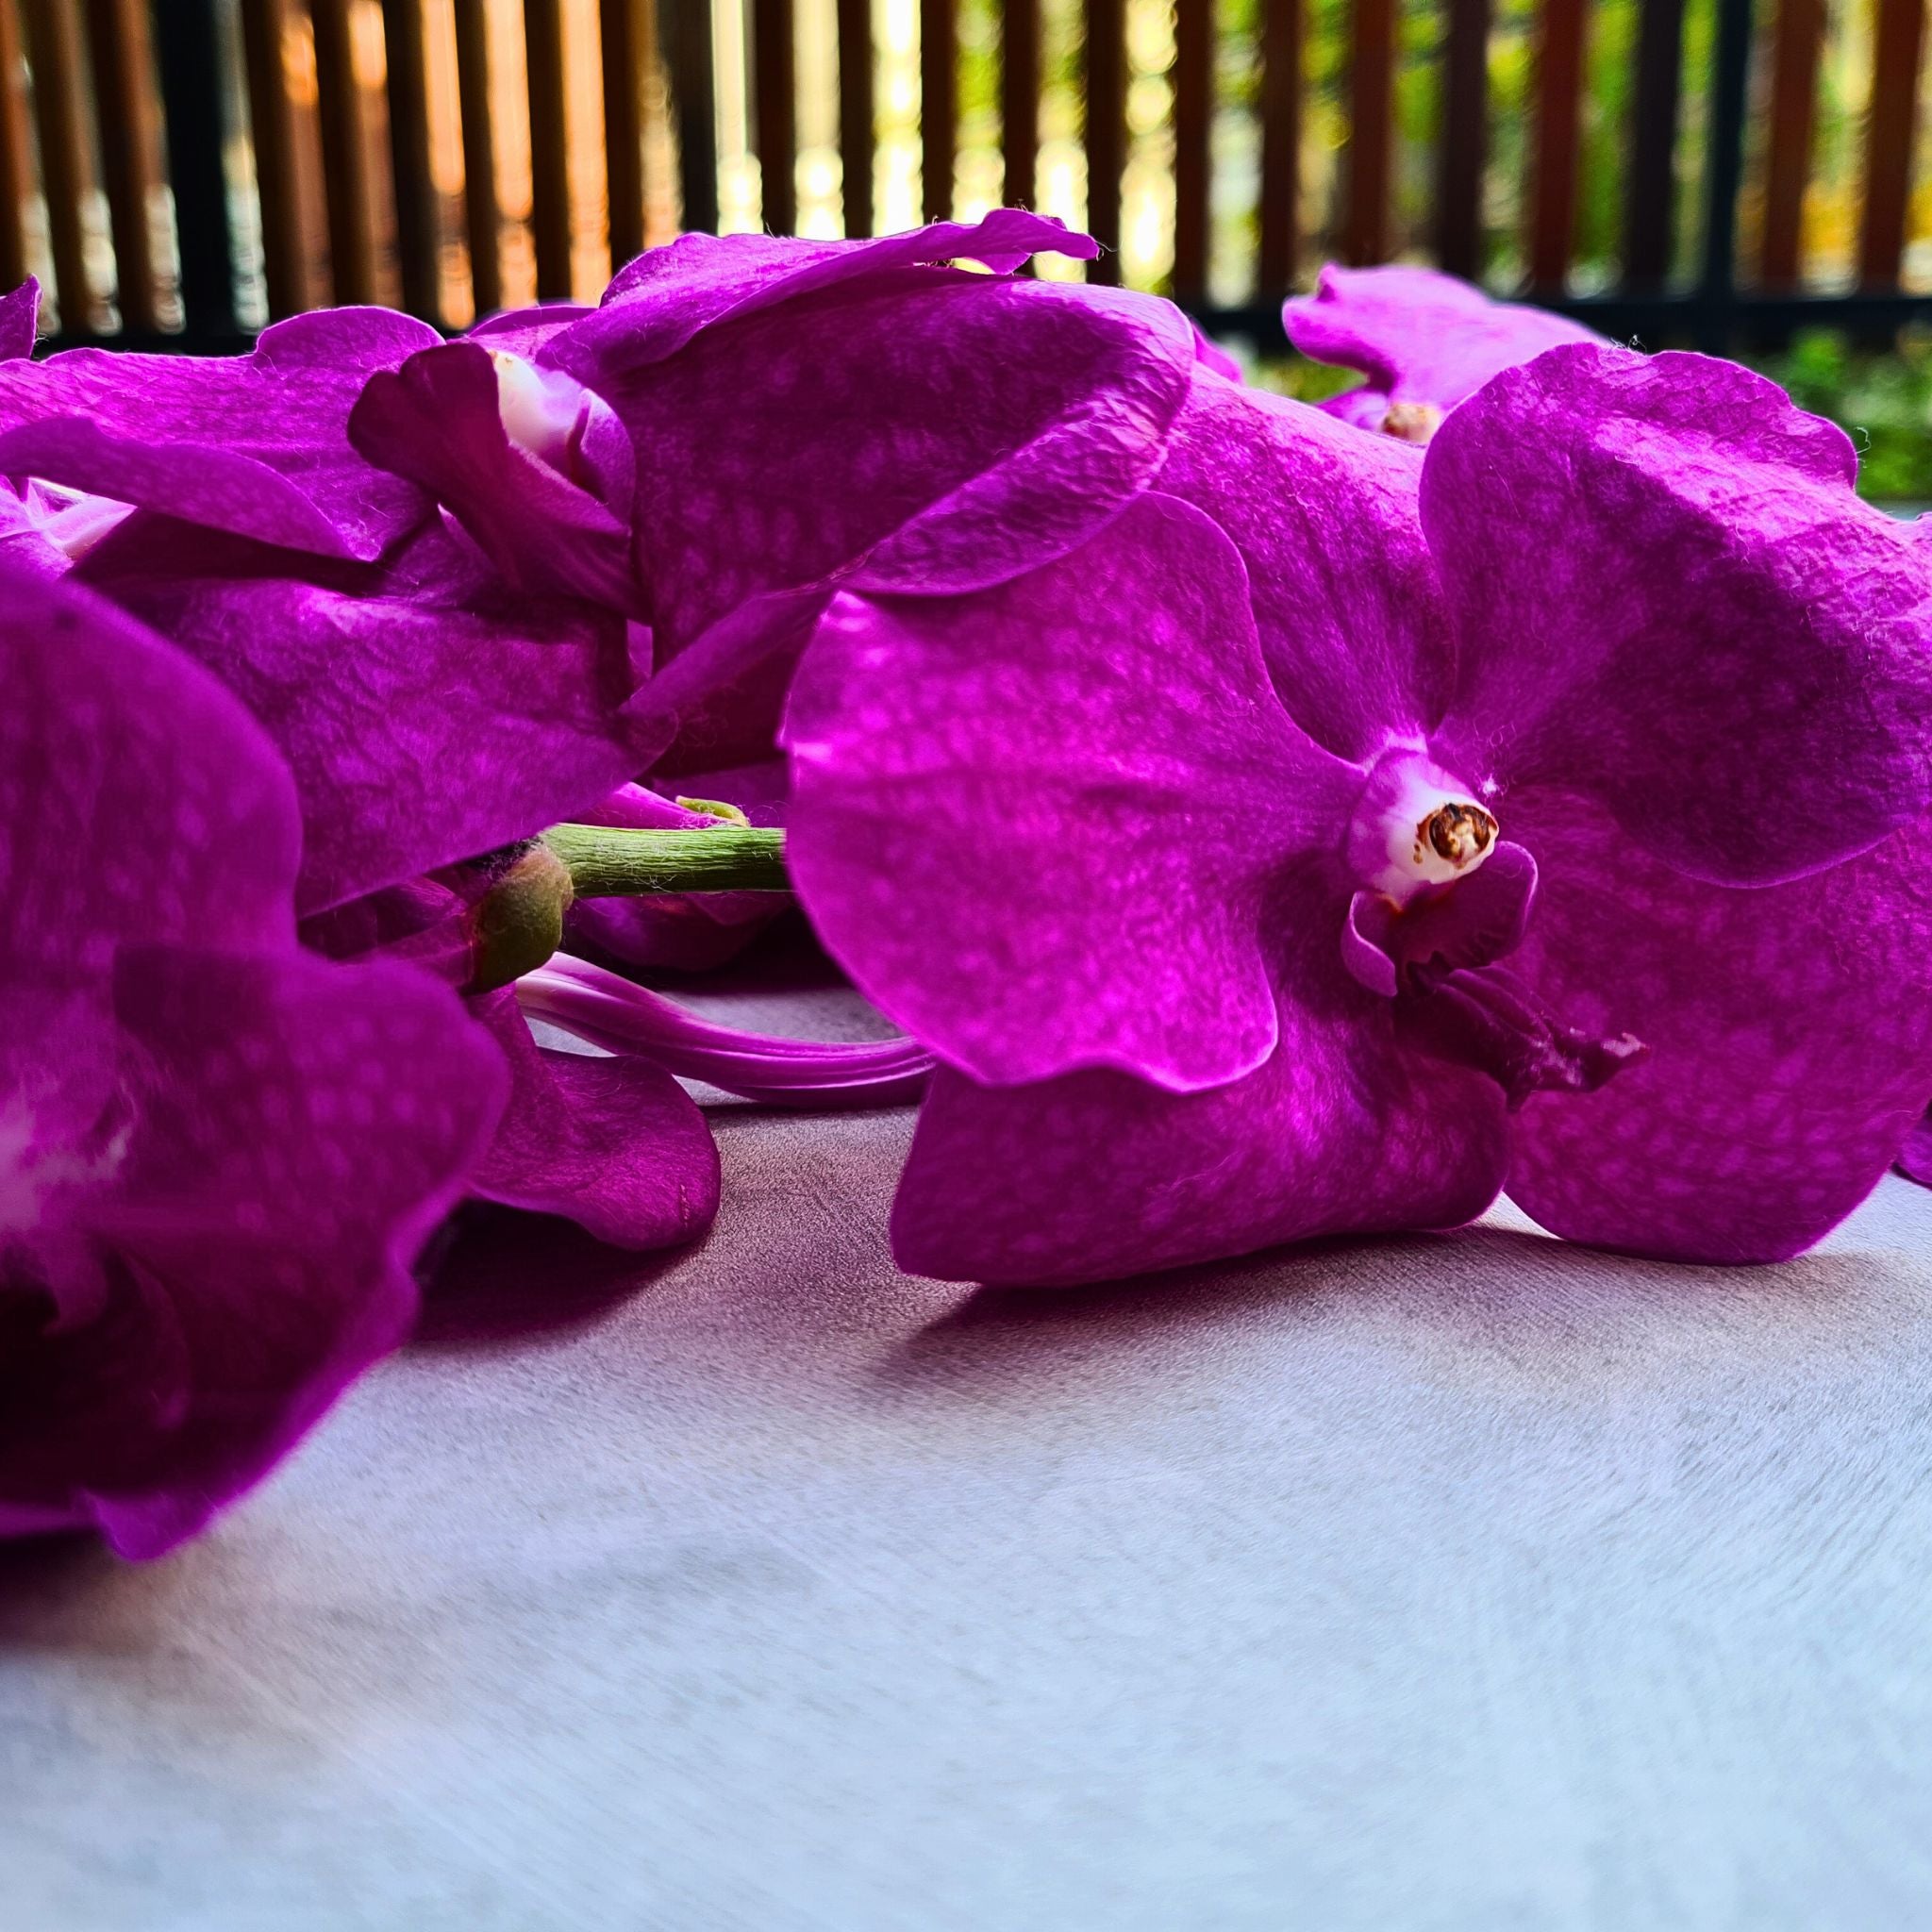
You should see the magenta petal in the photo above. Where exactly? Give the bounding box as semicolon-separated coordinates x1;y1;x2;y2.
0;562;300;971
1;275;38;359
1191;324;1242;382
348;341;641;610
1425;344;1932;886
18;945;505;1557
784;492;1360;1091
465;300;596;358
0;307;438;558
1346;841;1538;991
551;209;1101;379
0;416;353;557
569;271;1195;665
468;989;720;1249
1155;376;1454;760
78;519;663;913
1284;263;1599;415
892;1002;1509;1288
1500;789;1932;1263
1895;1111;1932;1187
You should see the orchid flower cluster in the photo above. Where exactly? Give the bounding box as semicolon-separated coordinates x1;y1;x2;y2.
6;212;1932;1558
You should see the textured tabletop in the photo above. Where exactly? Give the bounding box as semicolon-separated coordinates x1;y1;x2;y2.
6;1060;1932;1929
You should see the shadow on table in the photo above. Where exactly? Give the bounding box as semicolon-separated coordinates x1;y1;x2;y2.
409;1201;698;1349
884;1223;1887;1391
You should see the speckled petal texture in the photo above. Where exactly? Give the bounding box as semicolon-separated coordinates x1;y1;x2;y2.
468;990;721;1250
63;947;505;1555
1498;790;1932;1262
891;941;1509;1287
75;519;659;913
549;209;1098;379
1284;263;1599;421
555;255;1195;666
1154;376;1453;760
1424;345;1932;885
0;568;299;975
1;558;503;1557
0;308;436;558
784;493;1358;1091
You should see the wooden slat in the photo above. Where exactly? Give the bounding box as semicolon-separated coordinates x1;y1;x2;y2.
0;0;28;293
1857;0;1926;288
837;0;873;237
238;0;307;316
525;0;572;297
1759;0;1821;289
83;0;160;327
310;0;378;304
1527;0;1588;292
381;0;440;318
1256;0;1300;299
452;0;499;314
660;0;718;232
920;0;955;221
1172;0;1210;306
752;0;794;234
1622;0;1684;290
154;0;237;334
1343;0;1393;265
1083;0;1124;281
22;0;93;327
1001;0;1038;210
1435;0;1489;278
602;0;649;267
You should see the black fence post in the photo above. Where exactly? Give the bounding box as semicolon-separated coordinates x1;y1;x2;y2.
1697;0;1754;351
659;0;718;234
151;0;237;341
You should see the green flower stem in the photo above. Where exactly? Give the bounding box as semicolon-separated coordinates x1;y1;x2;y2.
542;822;791;897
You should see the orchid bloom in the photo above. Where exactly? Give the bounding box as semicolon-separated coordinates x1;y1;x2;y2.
0;293;439;558
1285;263;1601;443
345;211;1199;775
781;346;1932;1285
1;558;505;1556
0;281;732;1248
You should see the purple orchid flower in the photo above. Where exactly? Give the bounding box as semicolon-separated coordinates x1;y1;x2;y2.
0;309;714;1246
1;558;505;1557
0;290;436;558
75;516;738;1250
73;511;663;918
1285;264;1601;442
781;344;1932;1286
344;212;1199;776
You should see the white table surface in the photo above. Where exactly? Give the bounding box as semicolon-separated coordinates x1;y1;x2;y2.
5;1068;1931;1930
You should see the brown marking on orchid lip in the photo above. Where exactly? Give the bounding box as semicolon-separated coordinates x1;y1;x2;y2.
1420;802;1497;870
1380;401;1444;444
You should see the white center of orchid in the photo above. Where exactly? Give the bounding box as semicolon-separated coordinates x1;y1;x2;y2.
489;349;585;468
1350;749;1497;905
